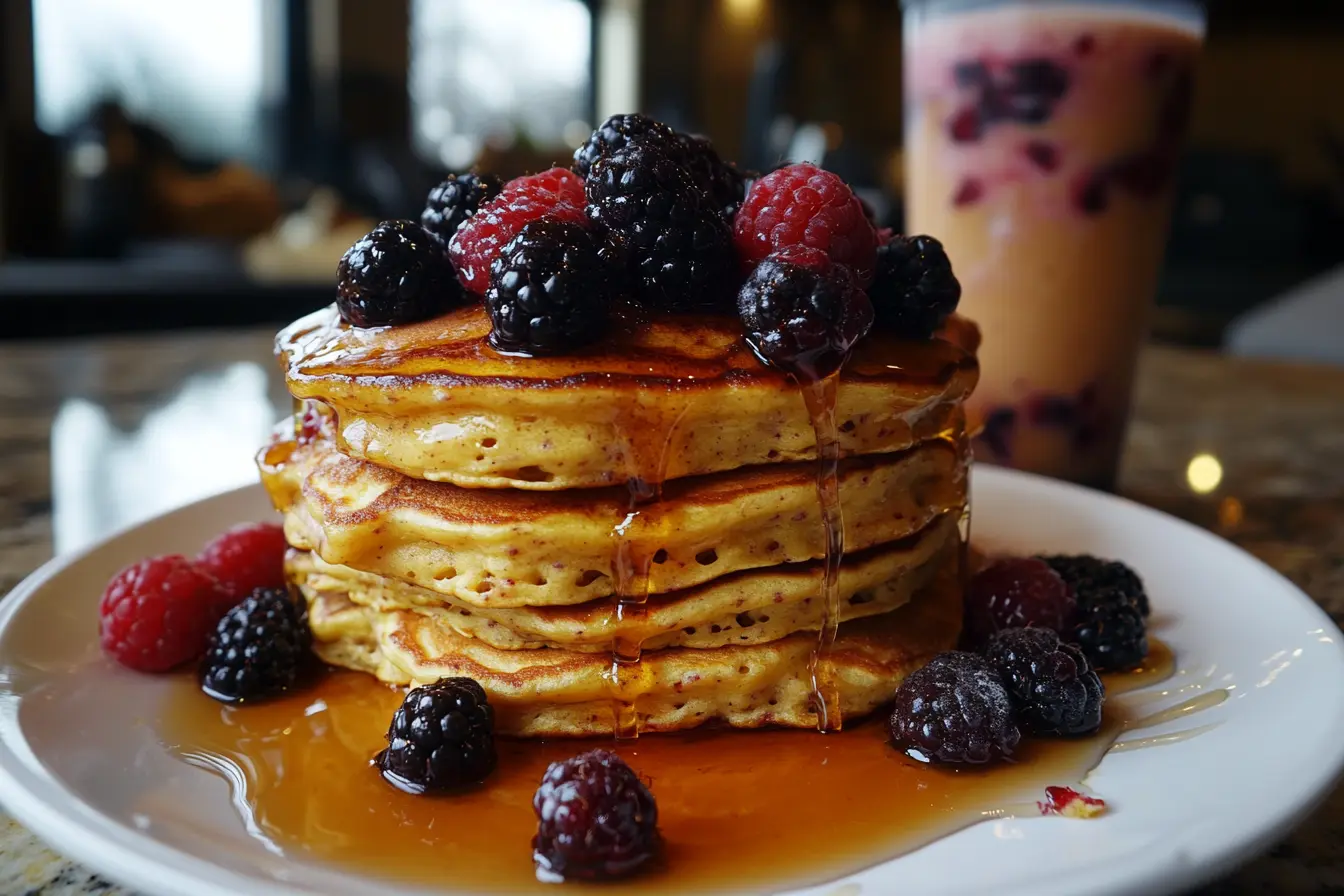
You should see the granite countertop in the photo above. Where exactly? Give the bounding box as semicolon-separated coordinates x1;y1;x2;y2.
0;330;1342;895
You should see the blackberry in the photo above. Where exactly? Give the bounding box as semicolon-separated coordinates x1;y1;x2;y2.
1041;554;1150;617
484;220;612;355
375;678;496;793
1072;588;1148;671
889;651;1020;765
573;113;680;179
678;133;747;218
868;235;962;339
737;246;873;379
963;556;1076;650
200;588;309;704
986;627;1105;736
533;749;659;882
337;220;462;328
585;142;737;312
420;172;503;245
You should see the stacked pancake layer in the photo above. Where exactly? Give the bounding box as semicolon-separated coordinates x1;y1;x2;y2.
263;304;978;736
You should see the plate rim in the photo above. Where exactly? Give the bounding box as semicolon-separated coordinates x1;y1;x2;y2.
0;468;1342;896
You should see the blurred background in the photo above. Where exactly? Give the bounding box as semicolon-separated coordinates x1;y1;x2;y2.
2;0;1342;346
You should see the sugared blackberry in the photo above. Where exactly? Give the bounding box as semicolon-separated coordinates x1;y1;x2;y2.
678;133;746;218
963;556;1077;650
337;220;462;328
585;142;737;312
1041;554;1149;616
736;246;874;379
986;627;1104;736
375;678;496;793
868;234;962;339
420;172;503;245
200;588;309;704
1072;588;1148;671
533;749;659;882
573;113;680;179
484;219;612;355
888;651;1021;765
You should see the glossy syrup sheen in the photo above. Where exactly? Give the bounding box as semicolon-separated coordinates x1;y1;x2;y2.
158;641;1182;894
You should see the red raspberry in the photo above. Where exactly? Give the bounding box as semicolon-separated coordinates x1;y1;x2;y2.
733;163;878;284
963;557;1077;649
449;168;586;293
196;522;288;602
99;555;234;672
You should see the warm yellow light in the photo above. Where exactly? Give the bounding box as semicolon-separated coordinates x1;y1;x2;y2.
1186;454;1223;494
723;0;765;25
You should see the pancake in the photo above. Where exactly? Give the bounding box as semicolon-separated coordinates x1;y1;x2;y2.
287;510;958;651
306;557;964;737
277;304;978;490
260;432;968;608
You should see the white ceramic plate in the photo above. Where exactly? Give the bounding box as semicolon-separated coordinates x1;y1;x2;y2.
0;468;1342;896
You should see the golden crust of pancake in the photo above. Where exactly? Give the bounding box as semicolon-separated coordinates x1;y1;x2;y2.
260;433;968;608
277;304;977;490
306;559;964;737
287;511;957;651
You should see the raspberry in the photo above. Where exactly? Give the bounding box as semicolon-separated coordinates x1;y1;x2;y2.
200;588;309;703
1071;588;1148;671
869;235;962;339
963;557;1076;649
485;220;612;355
986;627;1104;736
99;555;233;673
585;142;736;311
572;113;680;179
1038;786;1106;818
420;172;504;245
889;651;1020;765
533;749;659;882
678;133;747;218
733;163;878;284
1041;554;1150;617
449;168;586;293
376;678;497;793
337;220;462;328
196;522;287;603
736;246;874;379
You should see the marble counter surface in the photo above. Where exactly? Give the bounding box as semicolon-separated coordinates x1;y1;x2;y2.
0;329;1341;895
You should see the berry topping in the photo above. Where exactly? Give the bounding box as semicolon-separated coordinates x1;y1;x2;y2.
1023;140;1061;172
449;168;586;293
99;555;234;673
420;172;504;245
200;587;309;704
1071;587;1148;671
1038;785;1106;818
572;113;679;179
337;220;462;328
1000;59;1071;123
952;178;985;208
678;133;748;218
964;557;1077;649
733;163;879;284
195;522;287;603
484;219;612;355
986;627;1105;736
532;749;659;882
375;677;497;793
1040;555;1149;617
947;107;983;143
736;246;874;379
889;651;1021;765
868;234;962;340
585;142;737;311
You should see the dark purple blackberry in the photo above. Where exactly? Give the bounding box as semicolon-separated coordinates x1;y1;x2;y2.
200;588;309;704
533;749;659;882
337;220;462;328
1072;588;1148;671
889;651;1021;765
1041;554;1149;616
678;133;747;218
868;234;961;339
375;678;496;793
420;172;503;245
483;219;612;355
585;142;737;312
573;113;680;179
737;246;873;380
986;627;1105;736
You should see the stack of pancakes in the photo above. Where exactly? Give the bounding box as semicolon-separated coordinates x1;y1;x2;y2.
259;304;978;736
